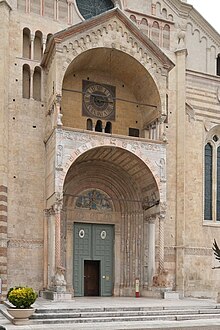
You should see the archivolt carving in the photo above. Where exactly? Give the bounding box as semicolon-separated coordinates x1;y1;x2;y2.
57;134;164;192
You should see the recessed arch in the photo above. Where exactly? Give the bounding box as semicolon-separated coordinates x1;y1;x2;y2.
23;28;31;59
34;30;43;60
33;66;41;101
61;47;162;135
63;146;160;212
22;64;30;99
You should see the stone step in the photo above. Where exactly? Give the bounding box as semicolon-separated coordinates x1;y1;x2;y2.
31;308;220;320
28;306;220;325
30;313;220;325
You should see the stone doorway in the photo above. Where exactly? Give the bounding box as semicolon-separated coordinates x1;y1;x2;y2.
73;223;114;297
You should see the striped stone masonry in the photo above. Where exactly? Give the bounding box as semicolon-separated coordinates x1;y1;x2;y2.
0;185;8;298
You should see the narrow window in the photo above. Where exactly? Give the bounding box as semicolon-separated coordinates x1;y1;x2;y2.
34;31;43;61
33;66;41;101
130;15;137;24
163;24;170;49
46;34;53;48
23;28;31;59
204;143;213;220
140;18;148;35
217;54;220;76
87;119;93;131
151;21;160;46
105;122;112;133
95;120;102;132
22;64;30;99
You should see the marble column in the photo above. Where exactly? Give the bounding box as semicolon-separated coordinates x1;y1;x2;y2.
175;46;187;294
158;214;165;272
147;216;156;286
47;208;56;287
30;69;34;99
53;201;63;269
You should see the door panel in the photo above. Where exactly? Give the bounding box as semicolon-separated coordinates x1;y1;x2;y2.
84;260;100;296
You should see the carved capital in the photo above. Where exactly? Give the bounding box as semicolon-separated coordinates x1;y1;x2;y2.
53;201;63;214
145;215;157;223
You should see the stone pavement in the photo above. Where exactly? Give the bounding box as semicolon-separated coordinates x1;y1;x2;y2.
1;297;220;329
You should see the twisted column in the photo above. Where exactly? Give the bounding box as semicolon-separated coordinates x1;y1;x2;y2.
53;202;63;268
159;214;165;272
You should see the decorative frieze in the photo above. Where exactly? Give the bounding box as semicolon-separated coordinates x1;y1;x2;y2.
8;239;43;249
185;247;212;256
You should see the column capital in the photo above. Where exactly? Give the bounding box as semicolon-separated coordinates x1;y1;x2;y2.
53;201;63;214
145;215;157;223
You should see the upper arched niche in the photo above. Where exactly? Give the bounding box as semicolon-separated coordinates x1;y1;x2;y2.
61;47;162;137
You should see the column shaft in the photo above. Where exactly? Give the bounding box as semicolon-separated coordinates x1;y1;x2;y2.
147;220;156;286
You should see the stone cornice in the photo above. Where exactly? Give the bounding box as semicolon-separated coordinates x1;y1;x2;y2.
165;0;220;46
0;0;12;11
189;9;220;46
41;8;174;71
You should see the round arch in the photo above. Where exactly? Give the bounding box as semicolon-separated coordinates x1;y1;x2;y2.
61;47;163;135
61;146;160;297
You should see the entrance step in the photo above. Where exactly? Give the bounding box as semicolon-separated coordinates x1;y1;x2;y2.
27;305;220;325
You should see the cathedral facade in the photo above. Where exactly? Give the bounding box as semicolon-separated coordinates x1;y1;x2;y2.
1;0;220;299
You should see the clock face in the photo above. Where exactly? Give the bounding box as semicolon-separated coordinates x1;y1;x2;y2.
82;80;115;120
76;0;114;20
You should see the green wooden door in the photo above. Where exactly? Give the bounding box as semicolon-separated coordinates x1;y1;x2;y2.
73;223;114;296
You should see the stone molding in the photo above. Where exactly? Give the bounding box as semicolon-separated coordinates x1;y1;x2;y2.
185;247;212;256
8;239;43;249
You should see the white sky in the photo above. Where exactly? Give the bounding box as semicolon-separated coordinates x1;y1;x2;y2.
188;1;220;33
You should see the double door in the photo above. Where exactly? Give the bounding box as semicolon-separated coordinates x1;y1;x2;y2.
73;223;114;296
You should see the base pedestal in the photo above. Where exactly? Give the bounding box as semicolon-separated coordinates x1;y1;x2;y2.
40;290;72;301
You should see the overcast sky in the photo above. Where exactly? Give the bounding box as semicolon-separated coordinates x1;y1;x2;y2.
188;0;220;33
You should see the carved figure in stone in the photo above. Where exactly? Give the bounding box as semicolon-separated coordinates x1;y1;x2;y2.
52;266;67;292
156;158;166;182
57;113;63;126
57;145;63;167
153;269;171;288
177;30;185;48
177;21;187;49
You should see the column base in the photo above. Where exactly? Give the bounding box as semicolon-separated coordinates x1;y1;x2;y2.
40;290;73;301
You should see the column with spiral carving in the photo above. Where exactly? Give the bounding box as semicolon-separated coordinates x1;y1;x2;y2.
53;201;63;269
159;214;165;272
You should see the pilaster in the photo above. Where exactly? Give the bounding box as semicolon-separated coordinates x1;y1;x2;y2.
175;47;187;294
0;0;10;298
